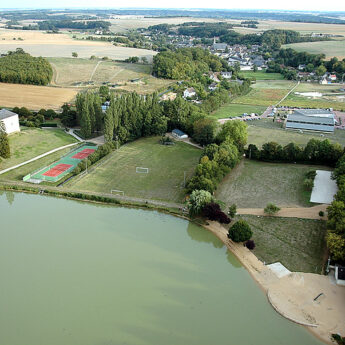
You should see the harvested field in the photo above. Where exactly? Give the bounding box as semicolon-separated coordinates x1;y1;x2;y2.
0;83;77;110
283;40;345;60
48;58;173;93
216;159;330;208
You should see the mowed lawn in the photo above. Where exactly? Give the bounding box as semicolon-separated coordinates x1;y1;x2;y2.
238;71;284;80
247;119;345;147
211;103;267;119
236;215;327;273
216;159;329;208
0;128;77;171
68;137;201;202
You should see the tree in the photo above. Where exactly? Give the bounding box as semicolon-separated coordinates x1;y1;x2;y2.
326;232;345;261
0;121;10;158
316;65;326;76
216;120;247;151
72;52;78;58
202;202;230;223
252;64;258;72
188;190;214;216
228;219;253;242
264;203;281;215
193;118;216;146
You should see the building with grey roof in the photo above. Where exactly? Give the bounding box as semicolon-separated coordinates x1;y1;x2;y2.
0;109;20;134
285;109;335;133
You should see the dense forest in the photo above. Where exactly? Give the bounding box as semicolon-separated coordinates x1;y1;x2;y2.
152;48;229;79
21;20;111;31
0;49;53;85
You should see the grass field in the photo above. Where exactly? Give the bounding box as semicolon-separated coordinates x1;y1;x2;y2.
216;159;325;208
67;136;201;202
211;103;267;119
0;146;74;181
0;82;77;110
49;57;172;93
238;71;284;80
0;128;77;171
283;40;345;60
237;215;327;273
281;82;345;111
247;119;345;147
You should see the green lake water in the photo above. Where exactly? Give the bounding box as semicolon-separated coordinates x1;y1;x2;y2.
0;192;324;345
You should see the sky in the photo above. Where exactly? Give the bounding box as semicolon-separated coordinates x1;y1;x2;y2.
0;0;344;12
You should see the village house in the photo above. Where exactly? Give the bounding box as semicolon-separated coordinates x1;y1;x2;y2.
221;71;232;79
183;87;196;98
0;109;20;135
208;82;218;91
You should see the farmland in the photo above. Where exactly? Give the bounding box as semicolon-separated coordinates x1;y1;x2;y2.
67;136;201;202
0;128;77;171
247;119;345;147
0;82;77;110
0;28;156;61
283;40;345;60
211;103;266;119
215;159;325;208
237;215;326;273
49;57;173;93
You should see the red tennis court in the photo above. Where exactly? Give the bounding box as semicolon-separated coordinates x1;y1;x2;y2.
72;148;96;159
43;164;73;177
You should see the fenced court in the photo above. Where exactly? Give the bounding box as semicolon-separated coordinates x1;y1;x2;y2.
24;144;97;183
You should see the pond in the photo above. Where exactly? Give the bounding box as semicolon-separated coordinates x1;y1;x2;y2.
0;192;324;345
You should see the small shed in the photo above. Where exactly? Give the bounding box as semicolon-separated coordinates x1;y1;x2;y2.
172;129;188;139
335;265;345;286
0;109;20;134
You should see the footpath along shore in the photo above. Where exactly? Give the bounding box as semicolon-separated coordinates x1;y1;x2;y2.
203;220;345;345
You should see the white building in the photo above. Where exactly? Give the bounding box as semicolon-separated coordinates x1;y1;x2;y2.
0;109;20;135
183;87;196;98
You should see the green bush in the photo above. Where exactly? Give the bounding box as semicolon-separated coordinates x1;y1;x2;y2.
264;203;281;215
319;210;325;217
303;178;314;191
228;204;237;218
228;219;253;242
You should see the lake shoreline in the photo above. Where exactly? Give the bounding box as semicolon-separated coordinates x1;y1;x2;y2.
202;221;344;345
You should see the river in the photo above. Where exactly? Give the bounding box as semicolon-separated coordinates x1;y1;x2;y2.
0;192;324;345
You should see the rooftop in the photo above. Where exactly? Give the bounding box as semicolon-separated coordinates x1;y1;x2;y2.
0;109;17;120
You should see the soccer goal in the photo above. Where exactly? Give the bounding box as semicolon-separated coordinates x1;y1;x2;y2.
136;167;149;173
111;189;124;196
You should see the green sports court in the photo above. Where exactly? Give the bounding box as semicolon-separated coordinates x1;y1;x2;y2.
25;144;97;183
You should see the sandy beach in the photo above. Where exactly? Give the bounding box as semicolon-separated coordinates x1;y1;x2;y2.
204;221;345;345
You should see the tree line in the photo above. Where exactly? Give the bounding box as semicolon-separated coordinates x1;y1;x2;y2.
246;139;343;167
22;20;111;31
0;49;53;85
0;121;10;160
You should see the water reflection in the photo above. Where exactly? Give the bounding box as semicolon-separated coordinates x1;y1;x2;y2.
187;222;224;249
5;191;14;205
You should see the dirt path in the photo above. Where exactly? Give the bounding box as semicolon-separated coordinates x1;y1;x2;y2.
89;61;103;82
275;81;300;106
109;68;124;82
50;62;59;85
237;204;328;220
204;221;345;345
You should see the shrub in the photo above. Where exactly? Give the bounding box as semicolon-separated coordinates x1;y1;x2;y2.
303;178;314;191
319;210;325;217
228;219;253;242
188;190;214;216
228;204;237;218
306;170;317;180
264;203;281;215
245;240;255;250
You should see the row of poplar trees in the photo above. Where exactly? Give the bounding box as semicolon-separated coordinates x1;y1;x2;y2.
104;93;167;143
75;93;103;139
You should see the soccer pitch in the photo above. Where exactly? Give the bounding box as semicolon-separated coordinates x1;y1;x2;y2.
66;136;201;202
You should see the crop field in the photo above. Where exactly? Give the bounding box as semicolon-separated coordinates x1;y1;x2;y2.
281;82;345;110
247;119;345;147
67;136;201;202
237;215;327;273
238;71;284;80
0;128;77;171
215;159;325;208
48;58;172;93
0;82;77;110
233;87;289;106
211;103;267;119
0;28;156;61
283;40;345;60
